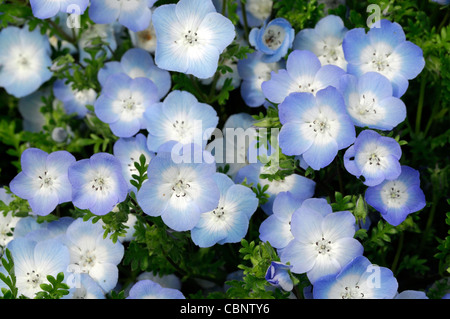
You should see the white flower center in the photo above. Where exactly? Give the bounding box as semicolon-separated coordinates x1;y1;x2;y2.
25;270;43;289
263;25;285;50
90;175;110;193
171;179;191;198
309;118;330;134
381;181;408;208
79;250;97;271
38;171;55;190
182;30;198;46
371;50;392;72
315;237;332;255
212;206;226;219
17;53;30;69
341;285;365;299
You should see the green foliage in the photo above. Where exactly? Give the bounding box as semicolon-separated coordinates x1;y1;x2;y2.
0;249;19;299
225;239;293;299
34;273;70;299
273;0;325;30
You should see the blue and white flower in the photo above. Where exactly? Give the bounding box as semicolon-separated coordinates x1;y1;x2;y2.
144;90;218;152
98;47;171;100
249;18;295;63
342;19;425;97
278;86;356;170
365;165;426;226
7;237;71;298
152;0;235;79
68;153;128;216
265;261;294;292
280;198;364;284
89;0;156;32
313;256;398;299
136;144;220;231
261;50;346;104
9;148;76;216
95;73;159;138
344;130;402;187
0;26;52;98
190;173;258;247
338;72;406;130
62;218;124;293
293;15;348;70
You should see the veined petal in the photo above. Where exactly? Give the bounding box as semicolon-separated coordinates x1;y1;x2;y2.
197;12;235;51
175;0;216;31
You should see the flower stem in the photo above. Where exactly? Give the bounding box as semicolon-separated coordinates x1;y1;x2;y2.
240;0;250;39
415;74;427;135
391;232;404;275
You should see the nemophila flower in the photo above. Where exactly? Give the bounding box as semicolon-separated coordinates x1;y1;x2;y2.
53;80;97;118
261;50;346;105
280;198;364;284
98;48;171;100
237;51;285;107
365;165;426;226
278;86;356;170
89;0;156;32
136;144;220;231
144;90;218;152
265;261;294;292
293;15;348;70
62;218;124;293
0;26;52;98
259;192;304;250
127;279;185;299
249;18;295;63
338;72;406;130
9;148;76;216
94;73;159;138
344;130;402;187
206;112;257;179
68;153;128;216
7;237;70;299
342;19;425;97
152;0;235;79
64;273;106;299
113;133;155;193
190;173;258;247
30;0;89;19
313;256;398;299
235;162;316;215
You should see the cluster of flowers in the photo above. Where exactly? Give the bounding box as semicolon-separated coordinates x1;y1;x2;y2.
0;0;433;299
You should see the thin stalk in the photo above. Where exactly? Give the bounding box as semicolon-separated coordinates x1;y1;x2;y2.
47;19;76;43
240;0;250;39
391;232;404;274
415;74;427;135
